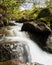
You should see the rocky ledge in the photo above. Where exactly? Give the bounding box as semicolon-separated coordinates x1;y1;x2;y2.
0;59;43;65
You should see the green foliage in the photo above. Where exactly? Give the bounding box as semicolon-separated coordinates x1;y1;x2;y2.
45;0;52;8
16;7;41;21
28;7;41;21
0;0;52;28
0;0;25;21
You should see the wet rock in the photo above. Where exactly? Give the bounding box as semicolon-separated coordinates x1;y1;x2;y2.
50;19;52;30
3;19;8;26
0;27;15;36
0;21;3;27
21;22;51;41
46;35;52;53
8;23;16;26
0;42;31;63
16;17;28;23
21;22;51;33
21;22;52;53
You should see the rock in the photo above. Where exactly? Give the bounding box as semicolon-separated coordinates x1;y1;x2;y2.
46;35;52;53
0;20;16;27
21;22;51;38
0;59;43;65
8;23;16;26
16;17;28;23
37;18;47;25
0;42;31;63
21;22;52;52
0;27;16;36
0;21;3;27
50;19;52;30
2;19;8;26
21;22;37;34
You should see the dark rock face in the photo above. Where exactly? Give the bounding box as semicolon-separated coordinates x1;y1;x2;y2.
21;22;52;53
21;22;51;38
0;42;31;63
50;19;52;30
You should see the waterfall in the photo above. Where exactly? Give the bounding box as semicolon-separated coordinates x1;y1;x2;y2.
0;23;52;65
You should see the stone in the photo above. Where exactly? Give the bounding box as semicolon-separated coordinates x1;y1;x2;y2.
0;59;43;65
0;42;31;63
21;22;52;53
16;17;28;23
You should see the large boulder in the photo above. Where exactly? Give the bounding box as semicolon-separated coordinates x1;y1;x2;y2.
21;22;51;37
21;22;52;53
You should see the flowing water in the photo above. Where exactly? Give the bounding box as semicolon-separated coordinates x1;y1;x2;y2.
0;23;52;65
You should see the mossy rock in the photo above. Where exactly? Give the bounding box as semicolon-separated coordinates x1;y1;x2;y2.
36;8;51;19
37;17;50;26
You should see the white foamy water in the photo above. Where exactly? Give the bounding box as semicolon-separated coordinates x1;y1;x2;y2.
1;23;52;65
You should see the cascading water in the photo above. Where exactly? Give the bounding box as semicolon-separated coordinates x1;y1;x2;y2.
0;22;52;65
